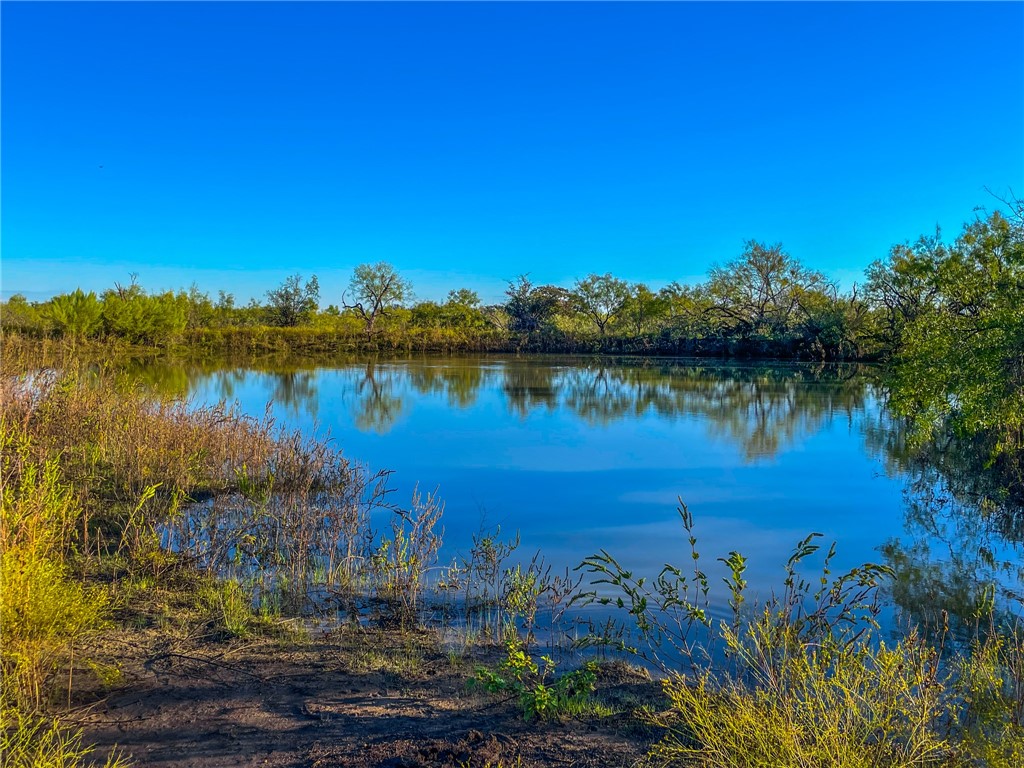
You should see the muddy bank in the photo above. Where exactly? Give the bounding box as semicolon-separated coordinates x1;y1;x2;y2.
72;627;661;768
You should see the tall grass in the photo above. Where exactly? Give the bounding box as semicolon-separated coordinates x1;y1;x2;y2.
0;425;108;712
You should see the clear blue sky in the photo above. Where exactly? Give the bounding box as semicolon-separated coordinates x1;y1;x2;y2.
2;2;1022;305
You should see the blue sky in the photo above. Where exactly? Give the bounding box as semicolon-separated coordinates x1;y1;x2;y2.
2;2;1022;305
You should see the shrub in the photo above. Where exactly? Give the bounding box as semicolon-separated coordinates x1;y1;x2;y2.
0;425;108;711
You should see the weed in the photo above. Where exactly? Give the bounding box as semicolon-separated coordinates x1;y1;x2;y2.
0;428;109;711
471;637;599;721
371;485;444;622
198;578;254;638
0;709;130;768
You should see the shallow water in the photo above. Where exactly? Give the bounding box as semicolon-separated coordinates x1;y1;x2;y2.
140;354;1023;636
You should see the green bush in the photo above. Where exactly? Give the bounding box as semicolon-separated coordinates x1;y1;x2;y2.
472;637;598;721
0;426;109;711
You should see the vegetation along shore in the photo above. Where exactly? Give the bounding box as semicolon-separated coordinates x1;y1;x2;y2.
3;205;1018;365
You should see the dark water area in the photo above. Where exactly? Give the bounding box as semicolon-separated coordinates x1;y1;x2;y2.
136;355;1024;640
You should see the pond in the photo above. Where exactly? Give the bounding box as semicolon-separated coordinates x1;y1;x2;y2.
138;354;1024;639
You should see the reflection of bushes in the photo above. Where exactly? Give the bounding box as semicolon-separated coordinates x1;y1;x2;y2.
129;354;875;456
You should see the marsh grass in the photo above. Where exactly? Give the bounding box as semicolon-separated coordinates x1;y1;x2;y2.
0;346;456;766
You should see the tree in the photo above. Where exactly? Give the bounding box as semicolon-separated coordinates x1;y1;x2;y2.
621;283;669;336
886;205;1024;466
46;289;103;338
266;274;320;327
864;231;945;348
2;294;45;335
181;284;216;329
571;273;631;336
796;285;872;360
343;262;411;339
99;284;188;344
439;289;488;329
446;288;481;308
659;282;713;336
705;241;830;339
504;276;571;334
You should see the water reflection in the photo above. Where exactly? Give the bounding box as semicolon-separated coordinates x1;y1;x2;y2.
872;419;1024;631
132;354;1022;631
407;361;488;409
138;357;876;461
351;362;403;434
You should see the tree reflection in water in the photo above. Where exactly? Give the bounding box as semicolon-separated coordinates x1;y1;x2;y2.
870;416;1024;633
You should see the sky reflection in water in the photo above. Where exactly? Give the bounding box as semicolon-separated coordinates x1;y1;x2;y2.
148;356;1022;631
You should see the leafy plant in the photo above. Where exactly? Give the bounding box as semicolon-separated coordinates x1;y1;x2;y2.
471;637;598;721
577;501;1024;767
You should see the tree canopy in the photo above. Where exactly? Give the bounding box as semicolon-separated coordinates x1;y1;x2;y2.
266;274;320;327
572;273;631;336
343;262;412;339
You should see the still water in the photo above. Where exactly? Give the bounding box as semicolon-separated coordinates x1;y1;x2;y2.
141;355;1023;633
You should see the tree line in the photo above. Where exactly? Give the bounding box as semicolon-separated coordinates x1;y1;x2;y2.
2;202;1020;364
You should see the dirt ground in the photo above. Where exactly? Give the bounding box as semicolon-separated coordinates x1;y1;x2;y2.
69;626;663;768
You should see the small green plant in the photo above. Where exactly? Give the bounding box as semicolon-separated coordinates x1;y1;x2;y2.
0;710;131;768
198;578;254;638
471;637;598;721
371;485;444;622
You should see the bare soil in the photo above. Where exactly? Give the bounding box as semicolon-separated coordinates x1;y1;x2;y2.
70;626;663;768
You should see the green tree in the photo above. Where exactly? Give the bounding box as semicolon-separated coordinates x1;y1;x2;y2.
181;285;216;329
706;241;830;339
213;290;239;327
621;283;669;336
795;286;873;360
266;274;320;327
442;289;489;329
1;294;45;335
504;276;571;335
45;290;103;339
446;288;481;308
99;283;187;344
887;205;1024;465
659;282;714;337
343;262;412;340
571;273;631;336
864;230;945;348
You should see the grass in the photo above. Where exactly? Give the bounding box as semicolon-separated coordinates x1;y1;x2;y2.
0;431;109;712
0;711;130;768
0;347;447;765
